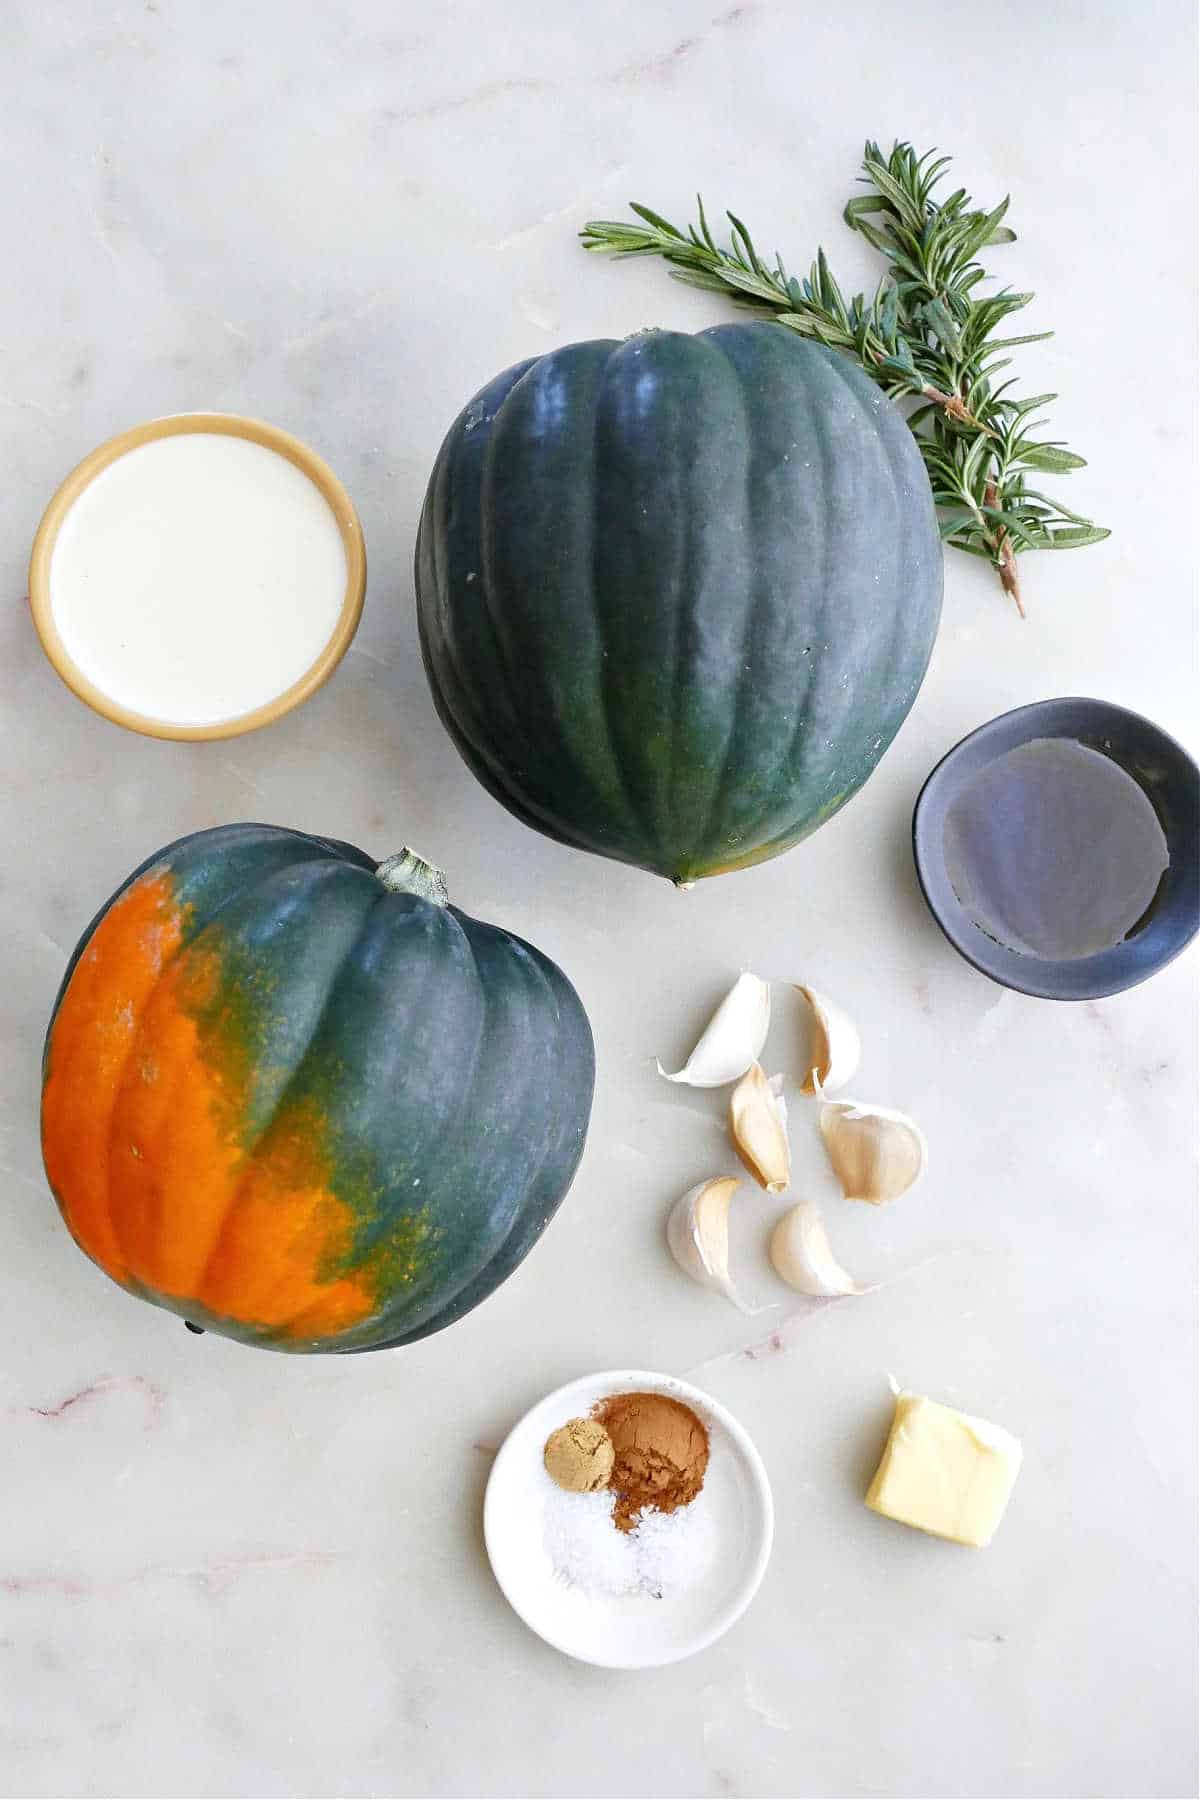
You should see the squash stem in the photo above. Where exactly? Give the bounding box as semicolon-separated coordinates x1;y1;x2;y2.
376;848;449;906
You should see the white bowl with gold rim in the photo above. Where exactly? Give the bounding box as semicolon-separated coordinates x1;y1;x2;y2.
29;412;366;741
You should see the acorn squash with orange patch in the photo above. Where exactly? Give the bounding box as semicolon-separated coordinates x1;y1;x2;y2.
41;824;594;1352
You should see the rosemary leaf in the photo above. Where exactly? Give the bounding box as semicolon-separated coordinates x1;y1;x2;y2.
1043;525;1111;548
1018;444;1089;472
627;203;686;239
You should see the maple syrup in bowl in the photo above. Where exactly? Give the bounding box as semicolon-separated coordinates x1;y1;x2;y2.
913;698;1198;999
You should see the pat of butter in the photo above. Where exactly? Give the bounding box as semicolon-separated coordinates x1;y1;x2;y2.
865;1391;1022;1547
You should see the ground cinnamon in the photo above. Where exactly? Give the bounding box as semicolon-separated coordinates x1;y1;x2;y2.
593;1391;709;1533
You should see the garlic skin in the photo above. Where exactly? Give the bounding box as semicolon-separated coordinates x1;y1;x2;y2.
796;985;861;1096
656;972;770;1088
665;1176;754;1311
769;1198;864;1297
818;1090;927;1205
729;1063;791;1193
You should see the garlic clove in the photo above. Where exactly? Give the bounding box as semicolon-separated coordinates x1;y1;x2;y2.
656;971;770;1088
665;1176;755;1312
818;1089;928;1205
769;1198;864;1297
729;1063;791;1193
796;985;861;1095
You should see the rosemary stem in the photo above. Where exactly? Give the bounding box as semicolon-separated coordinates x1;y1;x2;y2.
984;479;1025;616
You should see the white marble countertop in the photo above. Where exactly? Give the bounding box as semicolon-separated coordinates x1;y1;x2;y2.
2;4;1196;1796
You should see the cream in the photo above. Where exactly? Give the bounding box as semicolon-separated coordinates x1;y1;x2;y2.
49;430;349;726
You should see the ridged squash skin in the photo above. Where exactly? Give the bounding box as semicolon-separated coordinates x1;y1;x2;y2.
416;323;942;882
40;824;594;1353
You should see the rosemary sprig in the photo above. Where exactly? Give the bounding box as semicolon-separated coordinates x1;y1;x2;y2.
580;141;1108;614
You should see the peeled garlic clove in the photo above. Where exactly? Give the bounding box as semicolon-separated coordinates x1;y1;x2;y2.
819;1093;927;1205
665;1176;754;1312
769;1198;864;1297
796;985;861;1095
729;1064;790;1193
656;971;770;1088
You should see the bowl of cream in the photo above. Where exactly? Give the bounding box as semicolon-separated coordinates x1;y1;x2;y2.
29;414;365;739
913;697;1199;999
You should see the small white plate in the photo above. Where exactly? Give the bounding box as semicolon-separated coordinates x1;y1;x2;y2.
483;1368;773;1668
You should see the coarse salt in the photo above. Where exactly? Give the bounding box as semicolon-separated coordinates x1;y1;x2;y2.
542;1477;718;1600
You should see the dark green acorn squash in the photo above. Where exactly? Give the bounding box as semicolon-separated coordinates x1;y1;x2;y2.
416;323;942;882
41;824;594;1353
